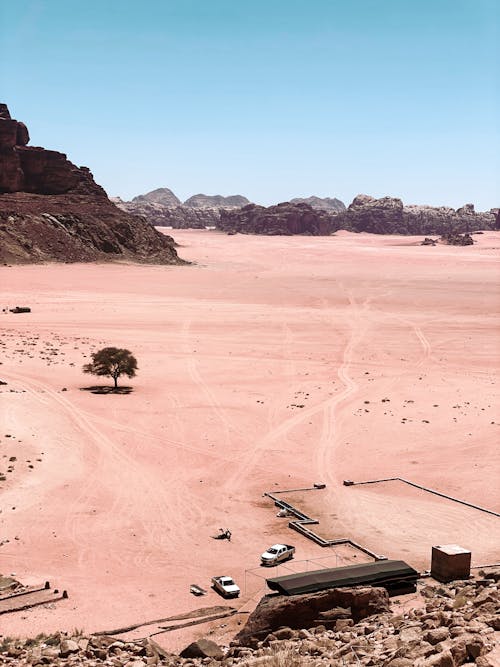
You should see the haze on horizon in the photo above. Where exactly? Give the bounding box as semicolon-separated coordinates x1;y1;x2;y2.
1;0;498;211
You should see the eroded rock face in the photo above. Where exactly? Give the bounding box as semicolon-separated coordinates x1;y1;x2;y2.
219;194;497;236
336;195;497;235
219;201;336;235
0;105;103;197
235;586;391;647
0;104;183;264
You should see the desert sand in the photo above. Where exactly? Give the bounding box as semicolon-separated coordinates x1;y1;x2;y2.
0;230;499;650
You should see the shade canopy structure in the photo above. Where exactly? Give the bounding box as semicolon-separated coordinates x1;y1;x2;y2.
266;559;419;596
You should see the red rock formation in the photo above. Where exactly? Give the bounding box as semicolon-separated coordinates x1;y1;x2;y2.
0;104;106;196
0;104;183;264
219;202;336;235
235;586;391;647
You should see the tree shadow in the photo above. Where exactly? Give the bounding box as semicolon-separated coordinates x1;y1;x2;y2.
80;385;134;395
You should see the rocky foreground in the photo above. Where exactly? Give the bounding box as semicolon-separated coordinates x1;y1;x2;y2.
0;105;182;264
0;573;498;666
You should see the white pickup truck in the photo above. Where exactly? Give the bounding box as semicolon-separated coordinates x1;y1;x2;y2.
260;544;295;566
211;575;240;598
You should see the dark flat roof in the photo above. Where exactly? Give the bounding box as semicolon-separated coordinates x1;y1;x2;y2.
266;559;418;595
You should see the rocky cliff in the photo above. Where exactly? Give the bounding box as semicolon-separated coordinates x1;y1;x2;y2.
337;195;497;235
219;201;337;235
0;104;183;264
218;195;497;236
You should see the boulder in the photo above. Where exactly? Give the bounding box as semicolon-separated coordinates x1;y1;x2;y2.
179;638;224;659
418;650;454;667
235;586;390;647
424;628;449;645
59;638;79;657
16;122;29;146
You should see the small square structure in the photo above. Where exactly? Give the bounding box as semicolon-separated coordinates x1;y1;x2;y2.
431;544;471;583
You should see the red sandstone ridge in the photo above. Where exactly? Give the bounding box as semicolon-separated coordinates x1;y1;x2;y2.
0;103;184;264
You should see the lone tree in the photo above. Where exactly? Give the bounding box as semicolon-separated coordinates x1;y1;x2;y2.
83;347;138;389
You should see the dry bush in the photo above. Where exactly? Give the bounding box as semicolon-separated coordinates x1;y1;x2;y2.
453;593;467;609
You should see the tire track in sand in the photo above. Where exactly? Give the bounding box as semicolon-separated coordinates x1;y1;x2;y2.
224;288;370;491
1;370;199;572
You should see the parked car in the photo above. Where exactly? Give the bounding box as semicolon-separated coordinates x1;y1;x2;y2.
211;575;240;598
260;544;295;566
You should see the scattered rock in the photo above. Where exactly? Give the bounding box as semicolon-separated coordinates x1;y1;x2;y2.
180;638;224;659
0;573;498;666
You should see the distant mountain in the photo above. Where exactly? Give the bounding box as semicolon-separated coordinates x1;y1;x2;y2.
115;199;221;229
132;187;181;207
290;196;346;212
116;189;251;229
184;194;250;209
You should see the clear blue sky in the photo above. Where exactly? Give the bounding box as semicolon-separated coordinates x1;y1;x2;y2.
1;0;499;209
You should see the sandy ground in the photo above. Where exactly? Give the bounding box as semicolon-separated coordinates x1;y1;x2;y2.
0;230;499;650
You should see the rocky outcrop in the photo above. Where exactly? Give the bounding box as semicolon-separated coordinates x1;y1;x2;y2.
115;189;250;229
184;193;250;209
0;103;103;198
218;194;497;236
179;638;224;659
115;198;220;229
0;572;498;665
219;202;337;235
336;195;497;235
441;232;474;246
235;586;391;647
290;195;346;212
0;104;183;264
